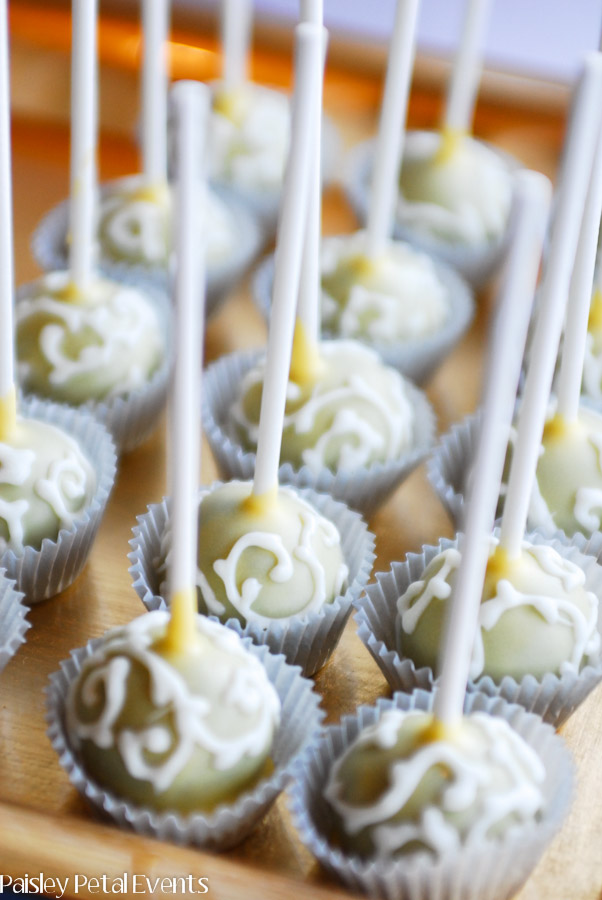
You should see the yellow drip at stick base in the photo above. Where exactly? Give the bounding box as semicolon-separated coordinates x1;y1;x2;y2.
159;586;200;656
242;484;278;516
289;318;324;386
0;386;16;440
434;127;466;165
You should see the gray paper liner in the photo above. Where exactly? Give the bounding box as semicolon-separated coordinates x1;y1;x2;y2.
202;349;437;517
0;395;117;603
344;135;519;289
16;277;171;455
0;569;30;674
128;482;375;677
287;689;572;900
252;251;475;385
353;531;602;727
426;411;479;528
30;179;264;319
46;625;325;851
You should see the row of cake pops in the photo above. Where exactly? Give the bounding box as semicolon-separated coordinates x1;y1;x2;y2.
45;16;590;899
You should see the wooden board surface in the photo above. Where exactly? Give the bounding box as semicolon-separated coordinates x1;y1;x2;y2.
1;16;601;900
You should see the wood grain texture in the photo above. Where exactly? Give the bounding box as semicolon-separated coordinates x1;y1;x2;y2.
0;20;599;900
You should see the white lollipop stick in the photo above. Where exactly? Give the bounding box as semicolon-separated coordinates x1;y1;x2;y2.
252;23;323;499
443;0;493;134
499;54;602;561
297;9;327;345
68;0;98;292
556;123;602;423
167;81;209;648
434;171;552;727
0;0;14;424
366;0;421;257
300;0;323;24
142;0;170;185
222;0;253;88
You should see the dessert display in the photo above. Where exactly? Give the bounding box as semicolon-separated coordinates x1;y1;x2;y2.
4;0;602;892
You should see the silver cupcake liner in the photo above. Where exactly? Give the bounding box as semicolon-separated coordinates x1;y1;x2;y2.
0;395;117;603
47;624;325;851
128;481;375;677
0;569;30;674
426;411;478;528
30;179;263;319
16;277;171;455
344;135;519;289
354;531;602;727
202;349;437;517
287;689;572;900
252;251;475;385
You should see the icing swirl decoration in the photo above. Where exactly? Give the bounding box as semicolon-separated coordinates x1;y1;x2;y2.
320;232;449;344
230;341;415;474
16;272;164;404
0;417;95;553
397;131;513;247
397;538;600;683
66;611;281;812
97;175;236;268
209;82;290;193
325;709;545;859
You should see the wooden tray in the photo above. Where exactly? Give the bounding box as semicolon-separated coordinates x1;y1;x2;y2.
1;11;600;900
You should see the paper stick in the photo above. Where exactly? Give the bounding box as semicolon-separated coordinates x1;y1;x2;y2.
68;0;98;292
556;122;602;422
142;0;169;185
366;0;421;257
251;23;323;501
296;6;326;349
443;0;493;134
499;53;602;561
222;0;253;88
434;171;551;728
164;81;209;654
0;0;15;437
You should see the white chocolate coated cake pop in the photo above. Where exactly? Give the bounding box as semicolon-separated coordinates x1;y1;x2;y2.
229;340;415;474
16;271;163;405
324;707;545;859
396;538;600;683
320;232;449;344
66;610;281;812
0;415;95;553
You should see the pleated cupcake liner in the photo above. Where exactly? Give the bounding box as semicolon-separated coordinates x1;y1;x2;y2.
344;136;519;289
30;179;264;319
287;689;572;900
47;621;325;851
128;481;375;677
252;250;475;385
354;531;602;728
202;349;437;518
426;411;479;528
0;569;30;674
0;395;117;603
16;278;172;455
